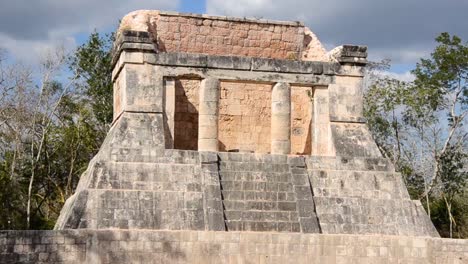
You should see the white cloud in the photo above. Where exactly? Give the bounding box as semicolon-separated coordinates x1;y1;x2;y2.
207;0;468;65
0;33;76;65
0;0;180;64
380;71;415;83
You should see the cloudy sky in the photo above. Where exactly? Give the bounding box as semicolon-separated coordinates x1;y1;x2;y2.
0;0;466;76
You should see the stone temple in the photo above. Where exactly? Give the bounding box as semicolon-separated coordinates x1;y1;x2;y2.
1;10;467;264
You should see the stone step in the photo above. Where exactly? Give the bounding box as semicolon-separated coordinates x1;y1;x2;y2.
309;170;410;200
219;171;291;182
221;181;295;192
86;161;202;191
221;190;296;201
219;161;290;173
224;210;299;222
307;156;394;171
221;189;296;200
218;152;288;163
225;220;301;232
107;148;200;164
58;189;206;230
313;196;439;236
222;200;298;212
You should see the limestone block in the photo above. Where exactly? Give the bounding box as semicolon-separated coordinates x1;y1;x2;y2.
272;82;291;102
271;120;291;141
328;75;365;121
114;63;163;117
272;101;291;113
198;78;220;152
164;78;176;148
271;82;291;154
330;123;381;157
200;78;220;102
199;115;218;126
199;101;218;115
271;140;291;155
312;87;335;156
198;125;218;139
198;139;219;152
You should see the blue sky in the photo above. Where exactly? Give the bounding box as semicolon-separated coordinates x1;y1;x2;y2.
1;0;467;79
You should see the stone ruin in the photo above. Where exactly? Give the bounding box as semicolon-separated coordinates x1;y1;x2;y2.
1;10;467;264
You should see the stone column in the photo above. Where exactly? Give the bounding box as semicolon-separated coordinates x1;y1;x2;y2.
198;78;220;151
312;86;334;156
271;82;291;154
164;78;176;149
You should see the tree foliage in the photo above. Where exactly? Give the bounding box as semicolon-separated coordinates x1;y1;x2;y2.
0;31;113;229
364;33;468;238
70;31;114;127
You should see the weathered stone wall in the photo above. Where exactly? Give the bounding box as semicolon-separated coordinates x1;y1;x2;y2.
54;113;437;236
307;156;440;237
1;230;467;264
174;79;200;150
218;82;272;153
218;153;320;233
120;11;307;60
291;86;312;155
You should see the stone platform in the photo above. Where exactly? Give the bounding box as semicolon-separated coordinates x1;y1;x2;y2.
53;114;437;236
1;230;466;264
3;9;467;264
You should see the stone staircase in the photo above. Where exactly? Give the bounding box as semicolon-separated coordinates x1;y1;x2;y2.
55;149;207;230
55;113;438;237
217;153;320;233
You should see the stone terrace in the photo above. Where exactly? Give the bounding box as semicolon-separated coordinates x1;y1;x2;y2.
2;10;467;264
1;230;467;264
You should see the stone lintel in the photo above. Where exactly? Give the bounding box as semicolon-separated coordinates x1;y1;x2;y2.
113;50;342;78
329;116;367;123
336;45;368;66
157;10;305;27
112;30;155;66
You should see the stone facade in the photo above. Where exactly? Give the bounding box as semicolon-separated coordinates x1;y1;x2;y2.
219;82;272;153
119;10;318;60
1;230;467;264
174;78;200;150
53;9;442;236
4;9;467;263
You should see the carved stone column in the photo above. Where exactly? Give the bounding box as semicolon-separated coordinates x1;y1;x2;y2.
198;78;220;151
271;82;291;154
312;86;334;156
164;78;176;149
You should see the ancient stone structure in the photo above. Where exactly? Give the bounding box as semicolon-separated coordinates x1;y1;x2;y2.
1;10;467;264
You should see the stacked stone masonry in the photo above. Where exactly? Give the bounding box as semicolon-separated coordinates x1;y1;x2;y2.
5;9;466;264
55;9;441;237
218;82;272;153
1;230;467;264
120;10;308;60
174;79;200;150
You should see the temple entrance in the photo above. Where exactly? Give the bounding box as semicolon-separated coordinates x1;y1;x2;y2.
291;86;313;155
168;78;200;151
218;81;272;153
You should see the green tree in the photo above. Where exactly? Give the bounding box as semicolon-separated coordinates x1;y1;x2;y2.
437;145;467;238
364;33;468;238
411;33;468;197
69;31;114;127
0;30;114;229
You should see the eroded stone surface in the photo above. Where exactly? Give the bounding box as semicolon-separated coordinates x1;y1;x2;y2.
118;10;329;60
1;230;466;264
42;9;462;264
301;27;328;62
56;10;438;238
